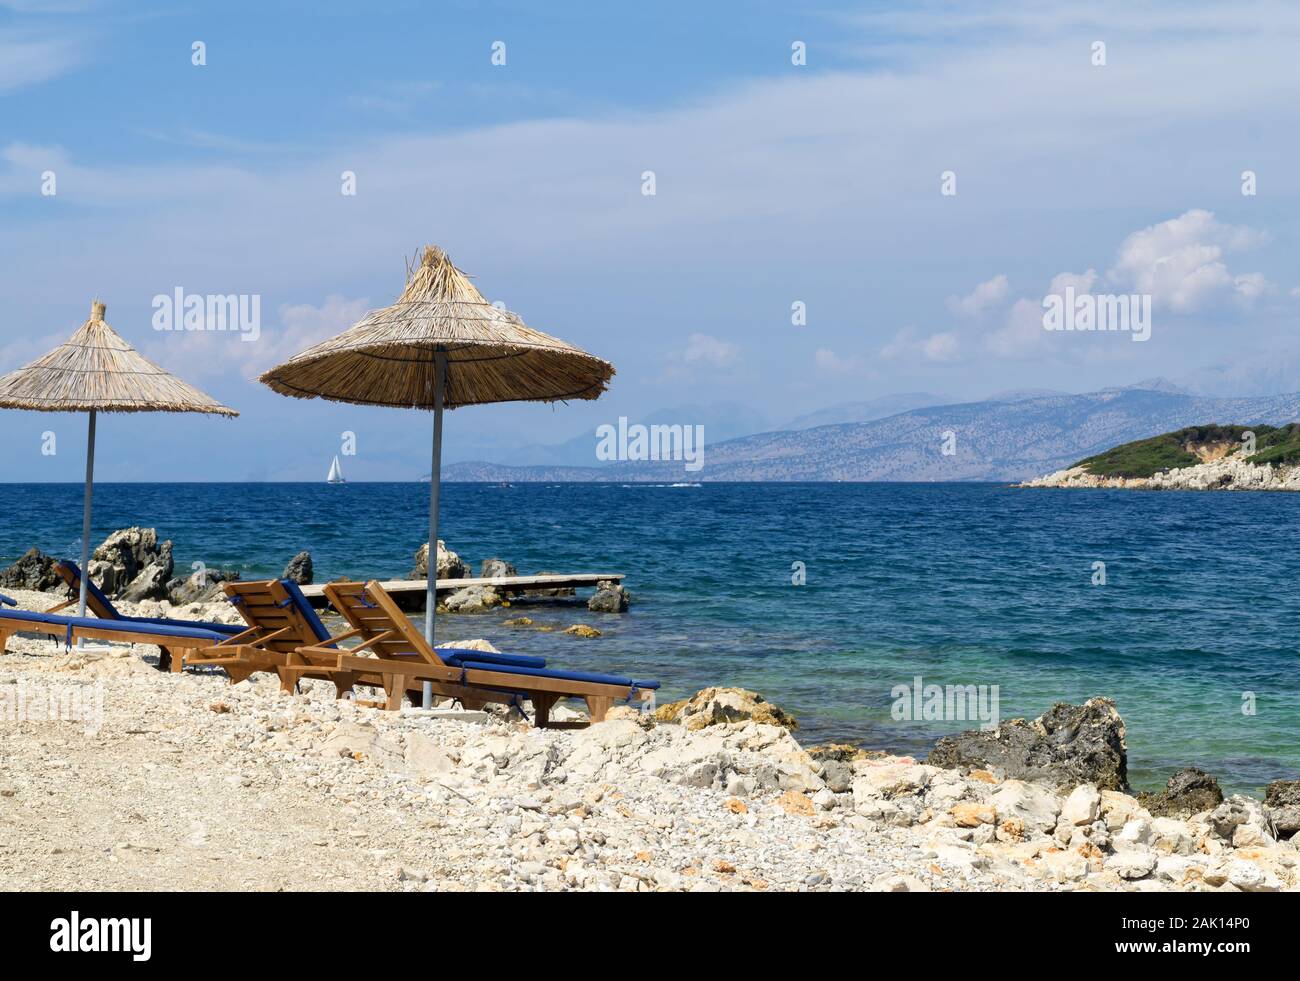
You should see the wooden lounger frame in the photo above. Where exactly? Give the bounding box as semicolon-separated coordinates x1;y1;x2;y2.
0;610;256;669
44;561;219;672
300;580;653;726
204;579;652;726
185;579;350;684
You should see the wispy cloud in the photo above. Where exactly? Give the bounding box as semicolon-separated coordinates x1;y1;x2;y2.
813;348;869;376
948;275;1009;317
0;29;85;94
345;80;443;115
882;327;961;362
661;333;740;380
142;295;371;382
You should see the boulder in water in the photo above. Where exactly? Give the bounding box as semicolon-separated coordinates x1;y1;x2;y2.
927;697;1128;792
479;558;516;581
1138;767;1223;819
409;540;467;581
434;638;501;655
0;547;64;592
443;584;500;613
282;551;313;585
90;527;173;599
119;540;174;602
588;581;630;613
167;567;240;605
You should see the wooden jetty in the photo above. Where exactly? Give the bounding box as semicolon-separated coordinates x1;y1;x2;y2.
299;573;624;610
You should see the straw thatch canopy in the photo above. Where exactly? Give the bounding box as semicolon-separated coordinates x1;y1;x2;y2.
259;245;614;409
0;300;237;416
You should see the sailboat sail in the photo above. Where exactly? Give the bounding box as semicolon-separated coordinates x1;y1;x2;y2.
327;455;345;483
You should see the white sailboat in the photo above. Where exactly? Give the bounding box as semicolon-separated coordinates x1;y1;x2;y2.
326;454;346;484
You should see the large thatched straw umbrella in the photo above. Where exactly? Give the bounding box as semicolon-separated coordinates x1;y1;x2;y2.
0;300;237;623
260;245;614;706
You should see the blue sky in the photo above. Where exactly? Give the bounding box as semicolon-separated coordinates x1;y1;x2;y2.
3;0;1300;479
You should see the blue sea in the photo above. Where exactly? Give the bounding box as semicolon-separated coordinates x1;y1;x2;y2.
2;481;1296;795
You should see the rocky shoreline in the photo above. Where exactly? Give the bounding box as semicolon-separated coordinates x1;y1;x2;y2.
1;586;1296;891
0;529;629;618
1021;457;1300;491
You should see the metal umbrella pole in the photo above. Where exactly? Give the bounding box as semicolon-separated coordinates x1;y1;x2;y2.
422;351;446;709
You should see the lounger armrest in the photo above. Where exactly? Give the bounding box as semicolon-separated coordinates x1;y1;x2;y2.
244;626;292;647
215;625;264;646
0;593;16;607
324;626;366;645
345;629;399;655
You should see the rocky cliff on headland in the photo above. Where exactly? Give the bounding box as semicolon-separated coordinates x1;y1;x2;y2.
1022;422;1300;491
1023;457;1300;491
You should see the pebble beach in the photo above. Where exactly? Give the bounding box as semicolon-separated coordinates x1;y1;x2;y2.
3;587;1297;893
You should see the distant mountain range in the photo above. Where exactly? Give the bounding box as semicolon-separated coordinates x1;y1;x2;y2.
783;392;953;430
503;402;775;467
443;387;1300;482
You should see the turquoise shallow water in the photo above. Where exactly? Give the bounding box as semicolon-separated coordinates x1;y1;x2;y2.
1;481;1296;795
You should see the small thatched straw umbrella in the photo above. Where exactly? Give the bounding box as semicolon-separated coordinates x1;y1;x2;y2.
260;245;614;706
0;300;237;624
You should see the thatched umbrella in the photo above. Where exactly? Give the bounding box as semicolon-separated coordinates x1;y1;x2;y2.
260;245;614;705
0;300;237;623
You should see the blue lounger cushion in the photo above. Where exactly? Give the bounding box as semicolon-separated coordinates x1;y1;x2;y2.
456;659;660;690
0;608;237;642
136;616;245;636
439;648;546;670
57;560;244;636
0;593;16;607
277;580;335;646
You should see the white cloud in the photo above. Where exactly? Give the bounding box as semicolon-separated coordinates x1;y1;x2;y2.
813;347;864;375
1046;269;1100;298
947;274;1009;317
988;207;1275;359
142;295;370;382
659;332;740;382
1109;209;1268;312
0;30;85;94
1233;272;1268;302
987;298;1054;359
881;327;961;362
680;332;739;369
922;331;961;361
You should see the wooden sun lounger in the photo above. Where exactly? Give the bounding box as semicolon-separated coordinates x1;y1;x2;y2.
48;560;247;671
0;596;257;668
184;579;355;687
308;580;658;726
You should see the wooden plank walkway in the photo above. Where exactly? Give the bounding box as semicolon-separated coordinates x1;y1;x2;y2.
300;573;623;610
